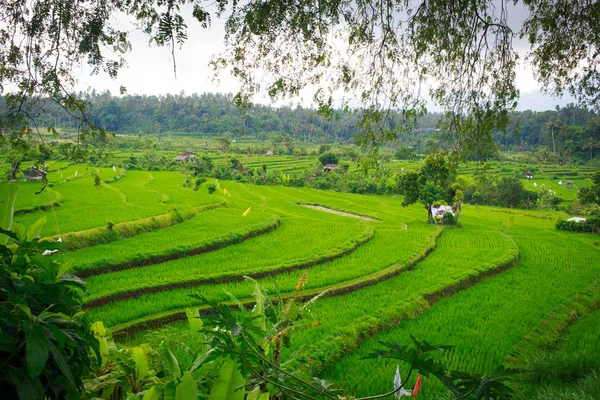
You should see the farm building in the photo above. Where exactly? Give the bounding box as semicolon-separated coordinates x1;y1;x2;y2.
175;152;196;161
431;204;454;218
265;150;274;156
23;166;47;181
323;164;339;171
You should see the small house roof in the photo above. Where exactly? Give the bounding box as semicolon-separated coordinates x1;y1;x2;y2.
323;164;339;169
567;217;586;223
175;151;196;161
265;150;274;156
23;166;47;174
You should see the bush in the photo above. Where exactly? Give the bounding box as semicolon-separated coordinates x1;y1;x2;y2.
556;217;600;233
207;183;217;194
194;177;206;191
0;185;96;399
442;212;458;225
318;152;338;166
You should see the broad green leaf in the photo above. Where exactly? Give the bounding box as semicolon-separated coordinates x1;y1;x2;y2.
246;387;269;400
142;386;161;400
12;222;27;243
130;346;149;381
56;258;74;279
208;359;245;400
91;321;110;366
186;308;207;353
26;216;47;242
8;368;45;400
24;322;50;377
49;344;75;385
161;343;181;379
175;371;198;400
0;182;18;245
246;277;266;332
164;382;177;400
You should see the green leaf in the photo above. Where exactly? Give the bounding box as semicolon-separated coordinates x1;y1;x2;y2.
49;343;75;385
8;368;45;400
142;386;161;400
24;322;51;377
186;308;207;353
208;359;245;400
26;216;47;242
246;387;269;400
245;277;266;332
175;371;198;400
91;321;110;366
164;382;177;400
161;343;181;379
130;346;149;381
0;182;18;245
56;258;74;279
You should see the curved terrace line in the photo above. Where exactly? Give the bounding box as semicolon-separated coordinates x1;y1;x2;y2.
83;225;374;309
77;216;281;278
306;233;521;377
110;228;441;340
48;201;226;251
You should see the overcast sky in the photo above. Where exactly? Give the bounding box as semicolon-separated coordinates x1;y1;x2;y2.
75;4;576;112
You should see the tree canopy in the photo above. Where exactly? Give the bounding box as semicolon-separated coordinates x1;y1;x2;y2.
0;0;598;155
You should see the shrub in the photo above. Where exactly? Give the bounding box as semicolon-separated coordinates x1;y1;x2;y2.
556;217;600;234
207;183;217;194
318;152;339;166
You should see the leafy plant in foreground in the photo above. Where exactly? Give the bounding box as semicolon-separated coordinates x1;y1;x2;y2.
192;276;519;399
0;183;97;400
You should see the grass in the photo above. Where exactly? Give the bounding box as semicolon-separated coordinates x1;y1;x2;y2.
14;171;224;236
68;207;278;273
322;209;600;397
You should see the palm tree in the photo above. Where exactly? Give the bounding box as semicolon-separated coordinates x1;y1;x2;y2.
581;137;600;160
544;118;560;155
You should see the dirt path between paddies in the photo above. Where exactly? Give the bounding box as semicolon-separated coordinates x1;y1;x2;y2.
299;204;379;221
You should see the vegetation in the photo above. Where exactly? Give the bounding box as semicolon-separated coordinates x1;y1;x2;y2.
0;184;97;399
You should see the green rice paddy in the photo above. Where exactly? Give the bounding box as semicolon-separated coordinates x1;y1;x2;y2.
5;164;600;397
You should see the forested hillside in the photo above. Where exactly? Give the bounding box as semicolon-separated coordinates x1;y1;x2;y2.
2;92;600;161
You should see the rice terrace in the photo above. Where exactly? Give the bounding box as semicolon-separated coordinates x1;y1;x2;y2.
2;135;600;398
2;0;600;398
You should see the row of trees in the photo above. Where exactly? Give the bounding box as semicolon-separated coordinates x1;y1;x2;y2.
3;93;599;162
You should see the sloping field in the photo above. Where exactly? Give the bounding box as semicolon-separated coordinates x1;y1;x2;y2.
14;170;222;236
7;170;600;397
323;209;600;397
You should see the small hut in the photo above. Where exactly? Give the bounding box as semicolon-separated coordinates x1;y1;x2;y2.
23;166;47;181
431;204;454;218
322;164;339;172
265;150;274;156
175;152;196;161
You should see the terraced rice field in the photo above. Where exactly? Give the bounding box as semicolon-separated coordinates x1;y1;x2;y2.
6;168;600;397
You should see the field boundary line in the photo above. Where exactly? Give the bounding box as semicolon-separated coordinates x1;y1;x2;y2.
77;215;281;278
110;227;442;340
83;223;373;307
293;231;521;378
14;193;63;216
506;278;600;369
47;201;226;251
